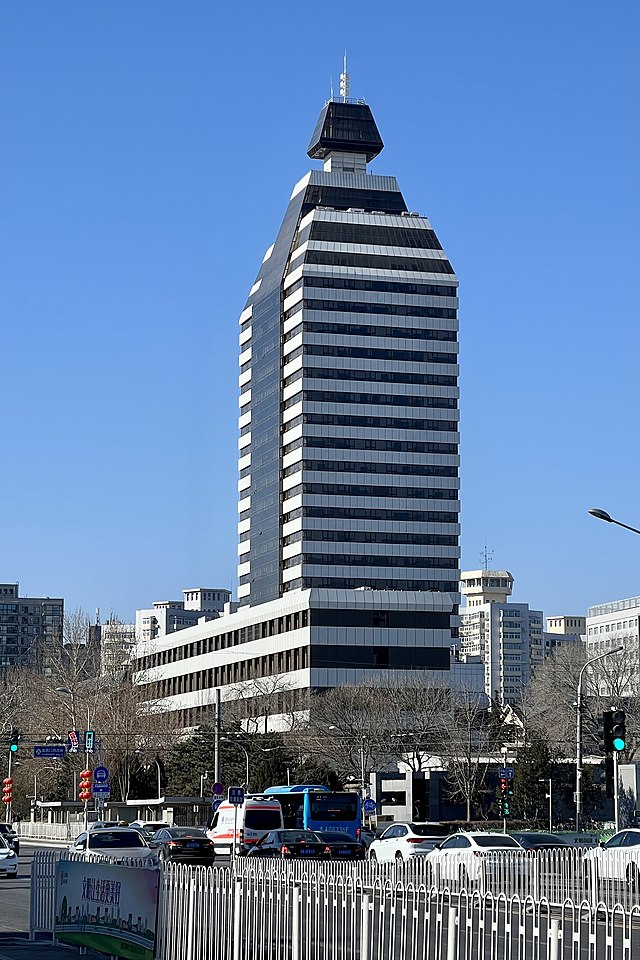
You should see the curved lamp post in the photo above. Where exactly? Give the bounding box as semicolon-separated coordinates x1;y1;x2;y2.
575;646;623;831
588;508;640;536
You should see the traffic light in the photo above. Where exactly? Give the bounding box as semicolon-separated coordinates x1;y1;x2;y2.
611;709;626;752
499;777;511;818
9;729;19;753
598;711;613;753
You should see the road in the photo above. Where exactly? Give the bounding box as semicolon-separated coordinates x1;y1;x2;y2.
0;844;36;935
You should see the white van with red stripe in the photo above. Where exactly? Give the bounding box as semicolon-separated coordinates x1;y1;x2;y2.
206;795;283;856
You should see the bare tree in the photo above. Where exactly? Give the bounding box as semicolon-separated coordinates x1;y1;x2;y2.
444;689;504;822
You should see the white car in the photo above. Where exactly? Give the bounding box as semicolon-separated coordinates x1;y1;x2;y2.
368;822;451;862
129;820;171;839
426;831;525;885
0;835;18;878
68;828;159;866
583;828;640;887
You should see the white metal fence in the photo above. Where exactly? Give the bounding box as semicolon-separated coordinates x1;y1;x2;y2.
19;821;73;842
30;851;640;960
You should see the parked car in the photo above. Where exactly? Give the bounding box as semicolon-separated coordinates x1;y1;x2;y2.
246;830;331;860
151;827;216;865
129;820;171;839
0;823;19;855
315;830;365;860
0;835;18;878
68;828;159;866
582;828;640;887
368;823;451;862
509;832;571;852
426;831;525;885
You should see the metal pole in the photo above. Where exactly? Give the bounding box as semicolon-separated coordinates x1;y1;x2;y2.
576;647;623;831
6;747;12;824
614;751;620;832
156;759;161;800
214;689;221;784
549;779;552;833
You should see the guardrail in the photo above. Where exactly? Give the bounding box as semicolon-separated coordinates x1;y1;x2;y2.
18;822;73;842
30;850;640;959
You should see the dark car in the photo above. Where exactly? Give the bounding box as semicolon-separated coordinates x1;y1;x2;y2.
151;827;216;865
0;824;19;856
247;830;331;860
509;832;571;852
316;831;365;860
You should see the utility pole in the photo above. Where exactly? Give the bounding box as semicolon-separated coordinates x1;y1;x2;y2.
214;689;221;784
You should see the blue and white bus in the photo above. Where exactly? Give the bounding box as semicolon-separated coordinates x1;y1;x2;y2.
264;785;362;840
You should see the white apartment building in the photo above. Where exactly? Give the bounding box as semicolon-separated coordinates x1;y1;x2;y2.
459;570;544;705
135;587;230;644
586;596;640;695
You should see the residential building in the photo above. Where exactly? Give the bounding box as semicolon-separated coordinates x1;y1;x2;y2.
586;596;640;695
98;618;137;675
135;587;230;645
459;570;544;705
546;615;586;637
0;582;63;670
133;84;473;725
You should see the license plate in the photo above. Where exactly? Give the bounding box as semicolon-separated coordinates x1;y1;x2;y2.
185;842;200;848
299;848;314;854
338;849;351;855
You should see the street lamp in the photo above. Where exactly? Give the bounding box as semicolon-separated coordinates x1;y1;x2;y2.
221;738;250;792
588;508;640;536
575;646;623;832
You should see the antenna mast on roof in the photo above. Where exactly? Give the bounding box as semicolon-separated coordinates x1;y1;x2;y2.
339;52;350;102
480;543;494;571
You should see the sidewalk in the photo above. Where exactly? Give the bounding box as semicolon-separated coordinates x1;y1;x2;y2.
0;937;102;959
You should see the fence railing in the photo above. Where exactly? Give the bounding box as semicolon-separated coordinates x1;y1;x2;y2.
30;850;640;960
19;821;73;842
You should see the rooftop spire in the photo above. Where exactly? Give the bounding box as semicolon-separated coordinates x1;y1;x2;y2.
340;52;350;101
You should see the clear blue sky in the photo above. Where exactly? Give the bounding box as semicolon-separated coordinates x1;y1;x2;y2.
1;1;638;623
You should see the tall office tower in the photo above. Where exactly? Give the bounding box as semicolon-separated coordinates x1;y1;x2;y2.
237;96;460;607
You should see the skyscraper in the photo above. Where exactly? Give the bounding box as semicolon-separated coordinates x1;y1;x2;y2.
237;95;460;607
134;88;471;727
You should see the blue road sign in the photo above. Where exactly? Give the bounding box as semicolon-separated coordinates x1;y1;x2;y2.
211;798;223;812
34;745;66;759
92;784;111;795
228;787;245;806
93;766;109;783
499;767;515;779
363;798;377;814
212;781;225;796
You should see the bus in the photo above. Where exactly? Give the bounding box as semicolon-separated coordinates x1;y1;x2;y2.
264;785;362;840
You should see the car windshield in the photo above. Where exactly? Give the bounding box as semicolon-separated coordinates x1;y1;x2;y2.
167;828;206;838
88;832;146;849
245;810;282;830
474;836;520;848
410;824;450;837
278;831;322;844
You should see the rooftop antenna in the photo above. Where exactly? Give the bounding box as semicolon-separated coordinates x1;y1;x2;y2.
480;543;494;571
339;52;350;102
330;74;334;100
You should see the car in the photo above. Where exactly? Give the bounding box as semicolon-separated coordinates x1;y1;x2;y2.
151;827;216;865
509;832;571;852
129;820;171;840
368;822;452;862
0;835;18;878
0;823;19;856
68;828;159;866
582;828;640;887
316;830;366;860
359;827;378;849
246;829;331;860
88;820;120;831
426;831;525;885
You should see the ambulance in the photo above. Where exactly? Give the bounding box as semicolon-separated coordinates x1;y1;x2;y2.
206;794;284;856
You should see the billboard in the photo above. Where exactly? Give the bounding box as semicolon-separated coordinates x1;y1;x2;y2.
54;859;159;960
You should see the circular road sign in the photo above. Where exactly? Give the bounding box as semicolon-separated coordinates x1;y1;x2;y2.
212;781;225;796
363;798;377;814
93;766;109;784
